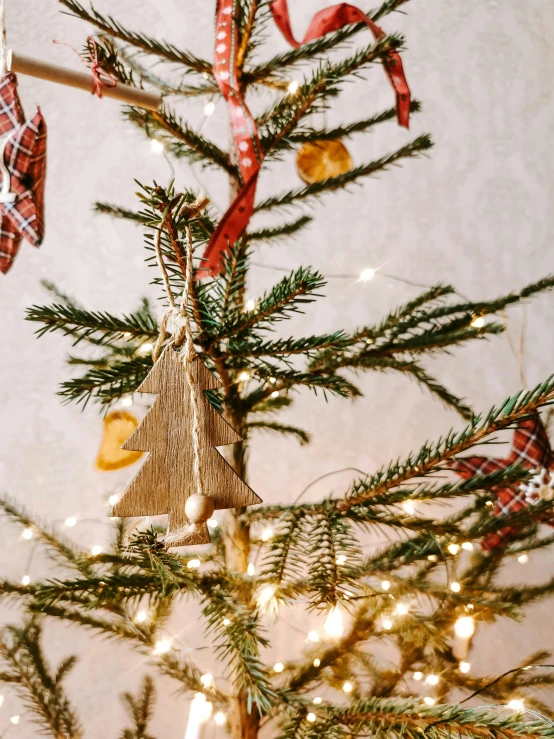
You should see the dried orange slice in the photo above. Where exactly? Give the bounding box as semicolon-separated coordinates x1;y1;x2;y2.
296;139;353;184
95;410;143;471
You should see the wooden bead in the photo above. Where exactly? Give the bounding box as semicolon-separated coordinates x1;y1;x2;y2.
185;493;215;524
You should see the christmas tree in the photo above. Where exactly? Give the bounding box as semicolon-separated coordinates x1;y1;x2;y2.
3;1;554;737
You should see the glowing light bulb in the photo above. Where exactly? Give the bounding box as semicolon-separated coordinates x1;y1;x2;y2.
271;391;280;398
247;563;255;576
273;662;284;673
471;316;485;328
459;661;471;673
64;516;77;528
91;545;103;556
21;574;30;585
307;631;320;643
382;618;393;630
342;681;353;694
261;527;274;542
136;610;148;624
454;616;475;639
150;139;165;153
450;581;461;593
413;671;423;681
153;639;171;655
214;711;226;725
461;541;474;551
287;80;300;94
207;518;218;529
188;559;201;569
223;618;231;626
108;494;119;506
313;697;322;705
486;500;493;507
238;370;250;382
307;712;316;723
204;101;215;116
518;553;529;564
269;377;277;384
447;543;461;555
256;584;278;615
402;501;415;515
121;396;133;407
428;554;438;562
10;715;20;725
245;299;256;311
395;603;409;616
381;580;391;591
360;267;375;281
336;554;347;565
138;342;153;355
426;674;439;686
423;697;436;706
191;692;213;724
21;527;33;540
313;658;321;667
508;699;524;711
201;673;214;689
323;606;344;639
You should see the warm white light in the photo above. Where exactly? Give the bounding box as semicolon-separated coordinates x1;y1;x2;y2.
21;574;30;586
223;618;231;626
214;711;226;725
313;697;322;705
189;692;213;725
381;580;391;591
382;618;393;630
269;377;277;384
323;606;344;639
413;671;423;681
307;630;320;643
271;391;280;398
138;342;153;355
150;139;165;153
518;553;529;564
454;616;475;639
91;545;103;556
261;527;274;542
288;80;300;94
188;558;201;569
121;396;133;407
64;516;77;527
471;316;485;328
426;674;439;686
273;662;284;673
307;712;316;723
238;371;250;382
201;673;214;689
423;697;435;706
447;543;460;555
207;518;218;529
360;267;375;281
336;554;347;565
247;563;255;576
395;603;409;615
461;541;474;551
108;494;119;506
459;661;471;673
313;658;321;667
342;681;353;694
10;715;20;725
204;101;215;116
256;584;278;615
428;554;438;562
450;582;461;593
508;699;524;711
402;501;415;515
136;610;148;624
245;299;256;311
21;527;33;540
486;500;493;507
153;639;171;655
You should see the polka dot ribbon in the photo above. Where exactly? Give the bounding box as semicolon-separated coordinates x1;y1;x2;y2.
201;0;411;277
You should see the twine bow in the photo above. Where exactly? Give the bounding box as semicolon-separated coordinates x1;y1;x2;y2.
54;36;117;99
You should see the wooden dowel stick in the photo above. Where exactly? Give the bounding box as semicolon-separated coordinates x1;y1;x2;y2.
9;51;162;111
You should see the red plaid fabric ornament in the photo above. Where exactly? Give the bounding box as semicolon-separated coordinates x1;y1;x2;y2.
450;415;554;550
0;73;47;273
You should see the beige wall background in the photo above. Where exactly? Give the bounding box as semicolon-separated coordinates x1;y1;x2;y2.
0;0;553;735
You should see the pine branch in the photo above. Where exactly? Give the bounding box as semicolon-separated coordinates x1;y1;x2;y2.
247;215;313;243
246;421;310;445
94;202;150;224
59;0;213;74
58;356;152;407
120;676;156;739
255;135;433;212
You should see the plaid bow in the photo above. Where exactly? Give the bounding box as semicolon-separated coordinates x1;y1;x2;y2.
449;415;554;550
0;73;47;274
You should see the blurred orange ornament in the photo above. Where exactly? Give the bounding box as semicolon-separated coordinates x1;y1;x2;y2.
296;140;353;184
95;410;143;471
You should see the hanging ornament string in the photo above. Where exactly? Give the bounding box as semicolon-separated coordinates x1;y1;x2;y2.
53;36;117;99
201;0;411;278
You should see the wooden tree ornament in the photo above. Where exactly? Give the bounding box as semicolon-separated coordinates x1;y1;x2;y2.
110;347;261;547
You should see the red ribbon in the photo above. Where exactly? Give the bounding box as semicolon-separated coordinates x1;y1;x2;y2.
54;36;118;99
202;0;411;277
